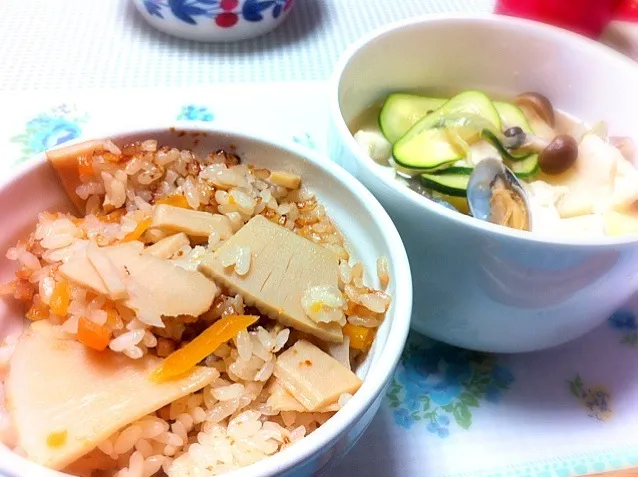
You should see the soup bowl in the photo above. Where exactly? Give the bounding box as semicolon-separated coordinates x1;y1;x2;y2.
328;14;638;353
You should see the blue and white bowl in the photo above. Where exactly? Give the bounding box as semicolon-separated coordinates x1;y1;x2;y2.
131;0;296;42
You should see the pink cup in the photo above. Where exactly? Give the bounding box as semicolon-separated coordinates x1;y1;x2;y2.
495;0;624;38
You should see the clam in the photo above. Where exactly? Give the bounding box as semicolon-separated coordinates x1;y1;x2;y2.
467;158;532;231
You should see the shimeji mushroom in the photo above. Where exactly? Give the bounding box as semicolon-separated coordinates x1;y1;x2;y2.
538;135;579;175
515;92;556;128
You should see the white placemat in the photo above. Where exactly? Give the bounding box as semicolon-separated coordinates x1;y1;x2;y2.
1;84;638;477
2;0;635;92
0;0;497;90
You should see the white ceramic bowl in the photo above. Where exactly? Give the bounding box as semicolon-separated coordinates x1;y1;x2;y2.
131;0;295;42
328;14;638;353
0;125;412;477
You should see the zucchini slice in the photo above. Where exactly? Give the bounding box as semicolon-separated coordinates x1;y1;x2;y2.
433;166;474;175
433;157;538;180
509;154;539;178
379;94;447;143
421;158;537;197
393;91;502;171
491;101;538;162
493;101;534;134
392;127;462;171
481;130;532;162
420;173;470;197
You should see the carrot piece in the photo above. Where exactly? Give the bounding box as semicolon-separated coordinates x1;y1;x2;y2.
16;279;35;301
0;281;16;297
103;152;120;163
77;317;111;351
151;314;259;382
123;217;152;242
1;279;35;301
98;209;126;223
343;323;375;351
49;279;70;317
104;304;120;328
46;430;67;448
156;194;190;209
26;296;50;321
77;155;94;177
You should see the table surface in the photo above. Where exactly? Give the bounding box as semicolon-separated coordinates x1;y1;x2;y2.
0;0;495;89
1;1;638;477
0;0;635;89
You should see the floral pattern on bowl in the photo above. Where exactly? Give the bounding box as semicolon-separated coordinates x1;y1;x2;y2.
133;0;295;41
143;0;293;27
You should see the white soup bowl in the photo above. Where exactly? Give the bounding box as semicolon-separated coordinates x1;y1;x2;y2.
328;14;638;353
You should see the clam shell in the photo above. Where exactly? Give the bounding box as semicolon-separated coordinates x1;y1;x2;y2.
467;158;532;231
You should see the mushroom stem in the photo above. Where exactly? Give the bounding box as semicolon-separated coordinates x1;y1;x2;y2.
502;130;549;153
501;125;550;153
520;133;550;153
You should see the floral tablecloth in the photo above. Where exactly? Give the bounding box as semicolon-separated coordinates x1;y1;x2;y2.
1;84;637;477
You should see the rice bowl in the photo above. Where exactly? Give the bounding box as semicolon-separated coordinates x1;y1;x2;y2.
0;126;412;477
